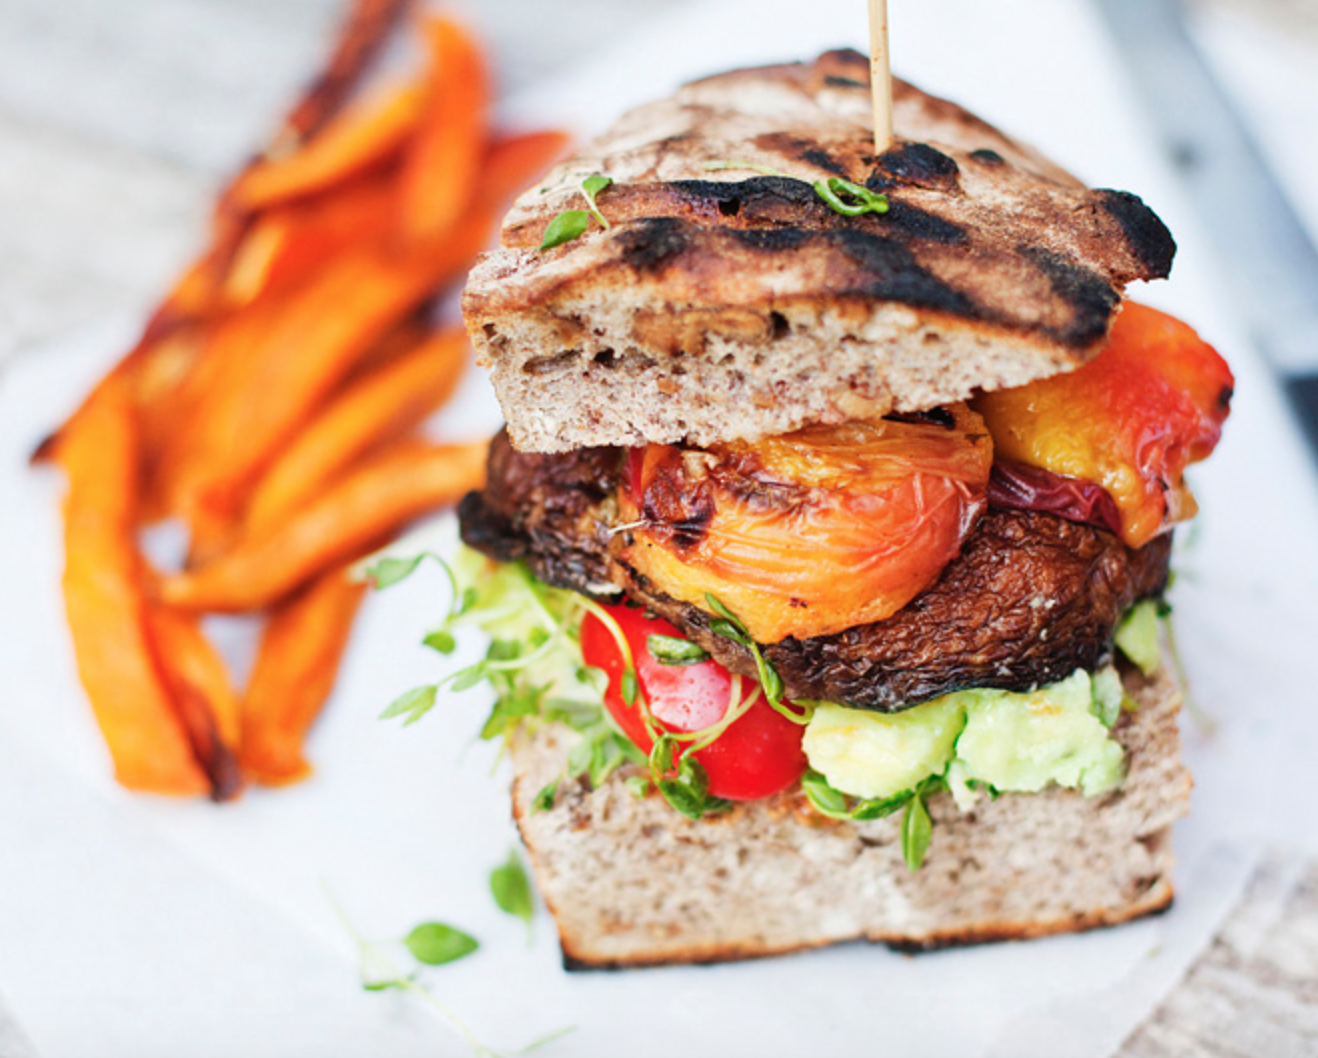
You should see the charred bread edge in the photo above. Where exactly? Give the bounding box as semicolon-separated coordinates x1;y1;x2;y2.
554;884;1175;971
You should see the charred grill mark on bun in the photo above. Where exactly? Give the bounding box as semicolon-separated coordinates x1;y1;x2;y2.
1095;189;1177;277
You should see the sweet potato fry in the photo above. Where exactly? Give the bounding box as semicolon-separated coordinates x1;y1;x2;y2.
32;323;202;476
150;298;279;521
158;439;487;612
244;327;469;536
340;311;433;381
240;568;366;785
222;173;397;307
397;15;489;244
56;384;209;796
144;607;245;801
231;81;423;213
277;0;415;149
165;127;569;524
166;224;476;522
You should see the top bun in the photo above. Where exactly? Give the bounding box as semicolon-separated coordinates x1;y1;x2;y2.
463;49;1175;453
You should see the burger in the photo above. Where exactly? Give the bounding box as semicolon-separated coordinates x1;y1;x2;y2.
413;50;1233;967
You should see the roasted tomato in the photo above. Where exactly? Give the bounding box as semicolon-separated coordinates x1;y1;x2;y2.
615;403;993;644
580;602;807;801
974;302;1233;548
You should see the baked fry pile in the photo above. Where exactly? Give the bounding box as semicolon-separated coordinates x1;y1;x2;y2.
33;0;567;800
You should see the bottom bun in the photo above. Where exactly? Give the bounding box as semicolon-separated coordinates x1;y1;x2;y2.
510;663;1190;969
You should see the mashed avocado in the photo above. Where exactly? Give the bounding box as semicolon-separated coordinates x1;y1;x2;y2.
802;697;965;800
953;671;1126;797
1115;599;1162;675
803;667;1127;805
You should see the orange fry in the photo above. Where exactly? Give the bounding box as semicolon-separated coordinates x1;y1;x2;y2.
397;15;489;244
277;0;415;149
231;81;424;213
158;439;488;613
32;324;201;474
341;311;433;381
144;607;245;801
56;385;208;796
240;568;367;786
163;156;527;524
222;174;397;307
244;328;469;536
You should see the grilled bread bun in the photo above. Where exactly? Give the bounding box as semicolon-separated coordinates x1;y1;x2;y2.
463;50;1174;453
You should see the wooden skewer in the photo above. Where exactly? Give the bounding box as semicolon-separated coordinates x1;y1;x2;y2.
868;0;893;155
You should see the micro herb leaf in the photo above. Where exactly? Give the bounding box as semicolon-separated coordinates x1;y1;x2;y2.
565;733;596;777
367;554;426;589
323;880;552;1058
540;210;590;250
580;174;613;227
656;778;705;820
363;978;408;992
813;177;890;217
449;666;490;693
539;174;614;251
901;792;933;872
703;160;791;178
532;780;558;814
490;849;535;937
801;769;849;817
850;791;912;822
649;734;677;777
703;594;806;724
624;774;652;799
404;922;479;967
423;630;457;655
381;684;438;725
646;634;710;666
654;754;733;820
703;593;748;634
479;683;542;740
620;667;640;705
708;618;747;644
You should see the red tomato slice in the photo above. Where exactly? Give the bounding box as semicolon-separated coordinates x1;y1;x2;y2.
580;602;807;801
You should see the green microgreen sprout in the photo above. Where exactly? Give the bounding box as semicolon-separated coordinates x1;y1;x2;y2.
405;922;480;966
323;882;574;1055
540;174;614;250
371;550;647;814
812;176;890;217
489;849;535;943
801;771;943;871
900;789;934;871
702;162;891;220
703;594;813;726
373;549;790;823
702;159;792;178
646;634;710;666
320;882;493;1054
